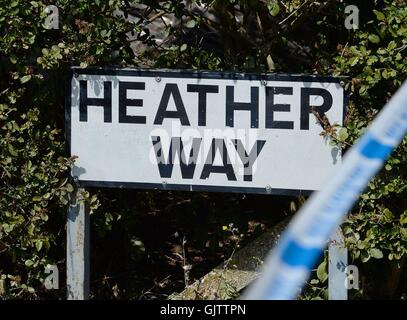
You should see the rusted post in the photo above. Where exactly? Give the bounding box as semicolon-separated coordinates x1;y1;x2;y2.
67;187;90;300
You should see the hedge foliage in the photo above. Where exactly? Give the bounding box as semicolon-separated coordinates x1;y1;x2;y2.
0;0;406;299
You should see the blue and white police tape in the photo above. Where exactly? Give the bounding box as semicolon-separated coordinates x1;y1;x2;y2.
243;80;407;300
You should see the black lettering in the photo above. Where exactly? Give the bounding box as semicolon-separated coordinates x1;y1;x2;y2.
300;88;333;130
226;86;259;128
232;139;266;181
79;80;112;122
187;84;219;126
152;136;201;179
265;87;294;129
200;139;236;181
119;81;146;124
154;84;190;125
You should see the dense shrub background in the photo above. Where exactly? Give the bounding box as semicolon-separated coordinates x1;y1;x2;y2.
0;0;406;299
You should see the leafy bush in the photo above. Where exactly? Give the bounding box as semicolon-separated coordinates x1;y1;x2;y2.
0;0;406;299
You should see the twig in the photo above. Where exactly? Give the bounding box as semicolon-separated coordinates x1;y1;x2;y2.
279;0;310;25
341;42;349;58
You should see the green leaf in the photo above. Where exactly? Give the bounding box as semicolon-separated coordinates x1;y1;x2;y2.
370;248;383;259
373;10;385;21
65;183;74;193
35;240;43;252
357;242;366;250
383;208;394;220
349;56;359;66
377;48;386;55
27;224;35;236
180;44;187;52
32;196;42;202
337;128;348;142
387;41;397;51
268;2;280;16
359;85;368;95
367;56;378;65
368;34;380;44
25;260;34;267
316;261;328;283
185;20;196;28
10;55;17;64
3;224;13;233
8;144;18;156
20;75;32;84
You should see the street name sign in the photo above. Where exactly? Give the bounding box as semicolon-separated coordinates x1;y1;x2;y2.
66;68;345;195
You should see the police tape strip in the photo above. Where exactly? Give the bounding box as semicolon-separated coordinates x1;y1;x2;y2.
243;81;407;300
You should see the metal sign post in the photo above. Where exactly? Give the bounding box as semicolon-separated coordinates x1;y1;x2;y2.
67;187;90;300
328;228;348;300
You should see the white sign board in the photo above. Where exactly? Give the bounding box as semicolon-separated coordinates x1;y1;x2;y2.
67;68;345;195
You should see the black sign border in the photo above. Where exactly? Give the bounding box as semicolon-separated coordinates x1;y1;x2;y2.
66;67;347;196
